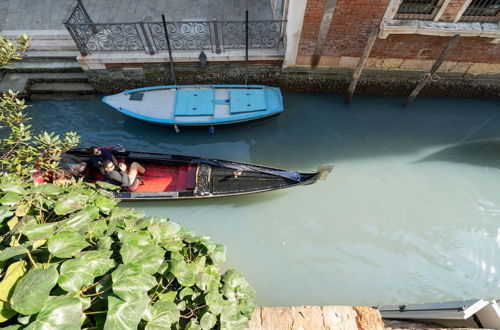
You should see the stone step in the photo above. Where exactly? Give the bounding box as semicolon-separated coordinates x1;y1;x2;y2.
1;29;72;40
6;61;83;72
23;50;80;61
29;82;95;94
0;73;90;94
29;72;88;83
29;39;78;51
0;74;29;93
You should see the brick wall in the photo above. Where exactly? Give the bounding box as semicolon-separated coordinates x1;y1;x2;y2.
298;0;327;56
373;35;500;63
296;0;499;66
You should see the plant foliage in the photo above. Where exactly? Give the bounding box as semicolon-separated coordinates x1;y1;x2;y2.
0;176;256;329
0;34;80;179
0;33;256;329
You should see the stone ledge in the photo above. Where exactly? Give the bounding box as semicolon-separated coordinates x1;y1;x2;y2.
380;20;500;42
247;306;384;330
287;55;500;76
77;49;285;70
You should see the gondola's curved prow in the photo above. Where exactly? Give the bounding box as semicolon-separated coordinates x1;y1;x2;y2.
64;148;333;201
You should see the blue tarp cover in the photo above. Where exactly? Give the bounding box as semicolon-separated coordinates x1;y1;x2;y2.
175;89;215;116
229;89;266;114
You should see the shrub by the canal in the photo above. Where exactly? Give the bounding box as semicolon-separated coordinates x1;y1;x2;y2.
0;176;256;329
0;34;256;329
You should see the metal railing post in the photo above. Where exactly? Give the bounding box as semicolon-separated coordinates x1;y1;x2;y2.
139;22;155;55
76;0;98;34
212;20;222;54
64;22;88;56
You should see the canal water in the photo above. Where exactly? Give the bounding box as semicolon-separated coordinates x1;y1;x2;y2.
29;93;500;307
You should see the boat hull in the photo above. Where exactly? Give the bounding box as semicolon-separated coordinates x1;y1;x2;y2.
66;148;332;201
102;84;284;128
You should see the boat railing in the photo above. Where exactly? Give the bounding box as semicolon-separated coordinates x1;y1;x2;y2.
64;0;287;56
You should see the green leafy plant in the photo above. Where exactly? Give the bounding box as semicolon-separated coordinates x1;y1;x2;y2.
0;34;80;180
0;33;256;329
0;176;256;329
0;34;29;68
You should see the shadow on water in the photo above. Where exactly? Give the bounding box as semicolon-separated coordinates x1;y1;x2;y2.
27;93;500;170
415;139;500;168
121;188;287;209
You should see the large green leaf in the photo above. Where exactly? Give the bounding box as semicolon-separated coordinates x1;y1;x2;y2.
32;184;62;196
157;221;182;241
0;192;21;206
95;181;121;191
86;220;108;239
109;208;144;229
61;205;100;231
195;270;220;293
94;195;117;215
0;246;28;261
144;300;180;330
0;260;26;322
104;295;148;330
169;253;195;287
47;231;89;258
0;182;26;195
222;270;253;300
205;292;224;315
119;233;164;274
111;264;157;301
212;244;226;264
24;296;83;330
53;192;88;215
21;222;56;241
200;312;217;330
0;206;14;223
10;267;58;315
198;237;217;254
58;250;114;293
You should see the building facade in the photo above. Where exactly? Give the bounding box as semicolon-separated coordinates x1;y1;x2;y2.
285;0;499;76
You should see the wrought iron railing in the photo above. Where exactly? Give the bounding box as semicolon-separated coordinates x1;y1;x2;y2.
64;0;286;56
460;0;500;22
394;0;444;20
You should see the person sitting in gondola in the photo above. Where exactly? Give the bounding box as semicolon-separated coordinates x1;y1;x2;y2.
89;146;118;169
53;162;88;186
53;169;72;186
102;160;145;189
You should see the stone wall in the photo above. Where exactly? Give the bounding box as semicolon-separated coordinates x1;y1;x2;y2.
85;62;283;94
83;60;500;99
247;305;385;330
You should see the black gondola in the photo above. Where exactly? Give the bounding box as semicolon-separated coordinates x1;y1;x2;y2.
67;148;333;201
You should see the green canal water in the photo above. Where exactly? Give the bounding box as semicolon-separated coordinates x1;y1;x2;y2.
29;93;500;307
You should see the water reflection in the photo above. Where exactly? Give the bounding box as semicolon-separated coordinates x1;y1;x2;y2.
28;93;500;306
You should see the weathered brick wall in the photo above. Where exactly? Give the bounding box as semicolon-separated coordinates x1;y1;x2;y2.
298;0;327;56
322;0;389;57
372;35;500;63
296;0;499;66
438;0;468;22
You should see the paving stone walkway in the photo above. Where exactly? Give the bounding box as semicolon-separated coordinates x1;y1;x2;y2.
0;0;275;31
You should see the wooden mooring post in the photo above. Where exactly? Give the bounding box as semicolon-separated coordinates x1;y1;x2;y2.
345;28;378;104
405;34;460;106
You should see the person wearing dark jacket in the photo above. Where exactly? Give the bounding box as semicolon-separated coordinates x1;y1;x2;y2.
102;160;145;188
89;146;117;169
